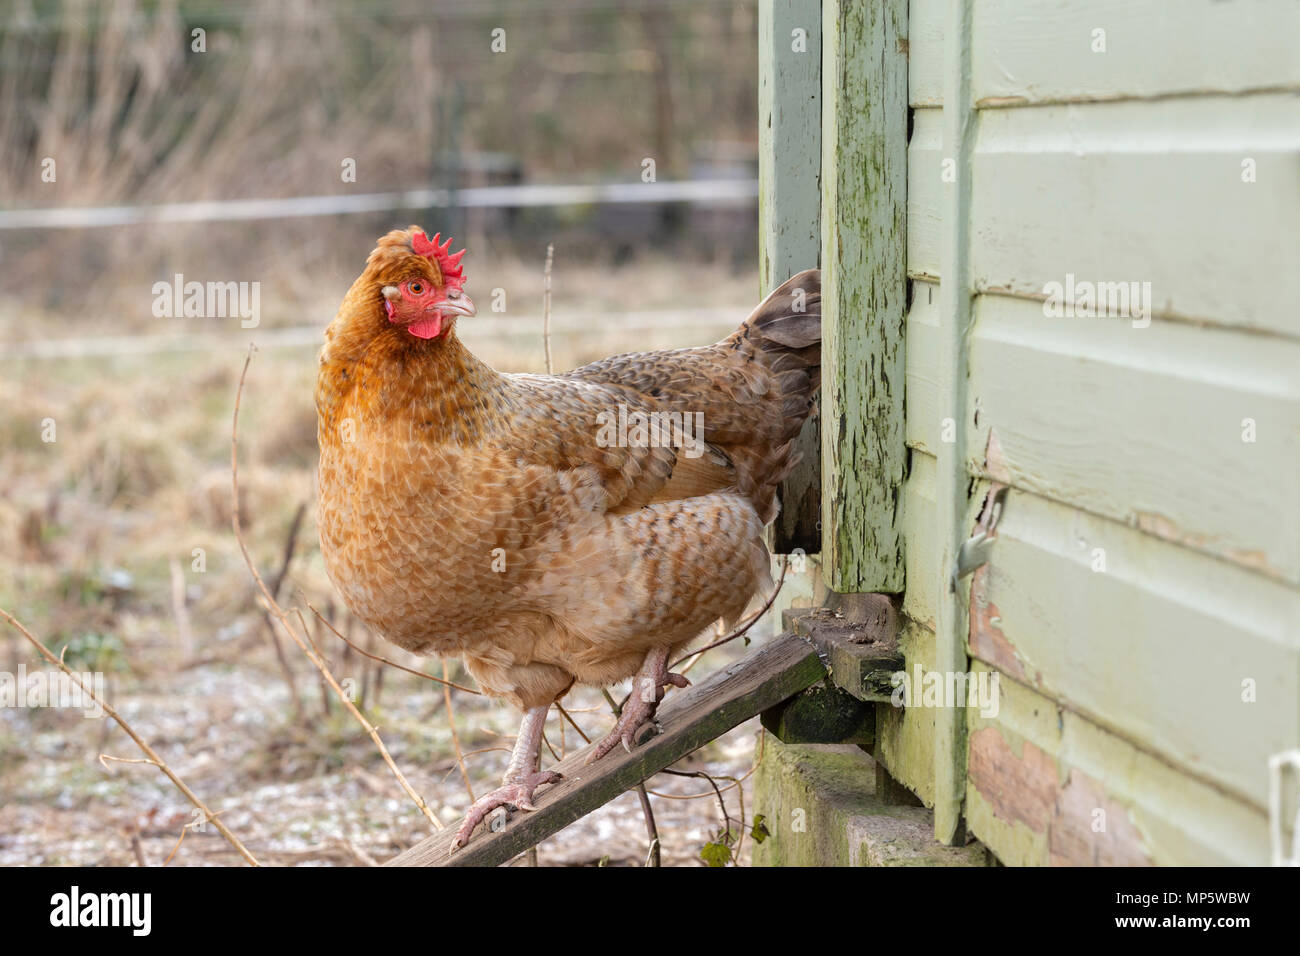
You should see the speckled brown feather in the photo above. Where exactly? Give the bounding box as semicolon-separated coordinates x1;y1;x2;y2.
317;228;820;709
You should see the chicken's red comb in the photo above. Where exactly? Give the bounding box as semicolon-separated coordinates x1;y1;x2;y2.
411;230;466;280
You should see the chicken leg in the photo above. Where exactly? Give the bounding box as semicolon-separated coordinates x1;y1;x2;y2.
452;704;561;849
587;646;690;764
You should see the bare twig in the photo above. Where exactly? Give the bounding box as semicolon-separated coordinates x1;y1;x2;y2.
361;625;376;709
672;557;789;671
231;345;444;831
645;734;767;864
0;607;261;866
558;706;565;759
332;837;380;867
541;730;561;763
601;686;623;717
646;764;757;802
167;557;193;658
733;767;748;863
660;768;733;825
269;502;307;600
128;831;149;868
442;659;475;803
662;767;738;863
373;644;387;708
438;748;510;786
555;701;590;744
299;607;334;718
448;746;512;762
307;602;480;694
542;243;555;374
261;613;304;719
164;825;189;866
257;502;308;719
98;754;158;770
634;783;661;867
599;687;662;866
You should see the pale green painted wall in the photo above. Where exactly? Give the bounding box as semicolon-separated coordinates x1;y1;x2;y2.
766;0;1300;866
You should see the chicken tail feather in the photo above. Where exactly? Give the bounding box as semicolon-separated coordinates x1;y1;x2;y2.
740;268;821;380
721;268;821;523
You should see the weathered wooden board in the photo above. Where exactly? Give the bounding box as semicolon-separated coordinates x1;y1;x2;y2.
966;483;1300;811
931;0;976;847
819;0;908;594
970;94;1300;336
966;661;1273;866
885;0;1300;866
907;0;945;107
969;294;1300;584
760;681;875;747
906;109;943;281
900;449;939;630
906;277;1300;605
873;617;939;810
971;0;1300;107
902;279;943;455
903;289;1300;810
386;633;825;867
759;0;822;555
783;604;904;703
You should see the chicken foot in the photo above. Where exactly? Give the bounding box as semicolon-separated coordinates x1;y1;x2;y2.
587;646;690;764
452;704;562;849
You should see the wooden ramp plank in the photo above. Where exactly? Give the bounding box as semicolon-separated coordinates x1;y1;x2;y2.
386;632;825;867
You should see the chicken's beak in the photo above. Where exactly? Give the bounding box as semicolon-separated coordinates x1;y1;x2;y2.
441;292;476;317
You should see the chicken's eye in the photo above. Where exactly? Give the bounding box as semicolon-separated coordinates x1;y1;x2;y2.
408;281;425;296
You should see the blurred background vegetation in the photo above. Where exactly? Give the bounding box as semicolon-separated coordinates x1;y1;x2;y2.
0;0;791;866
0;0;760;330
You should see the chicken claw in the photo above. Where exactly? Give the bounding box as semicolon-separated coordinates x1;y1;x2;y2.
452;704;559;850
587;647;690;764
452;769;562;849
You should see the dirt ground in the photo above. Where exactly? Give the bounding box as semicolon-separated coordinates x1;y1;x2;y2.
0;640;773;867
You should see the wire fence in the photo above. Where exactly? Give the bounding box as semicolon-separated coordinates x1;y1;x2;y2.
2;306;743;361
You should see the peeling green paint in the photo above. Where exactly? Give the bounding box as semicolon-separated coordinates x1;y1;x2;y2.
819;0;908;593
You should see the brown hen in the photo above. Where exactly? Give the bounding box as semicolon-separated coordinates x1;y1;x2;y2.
316;227;820;847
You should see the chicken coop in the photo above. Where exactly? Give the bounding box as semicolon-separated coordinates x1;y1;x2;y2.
750;0;1300;866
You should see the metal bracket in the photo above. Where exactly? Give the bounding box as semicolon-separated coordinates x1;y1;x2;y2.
949;484;1008;593
1269;749;1300;866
